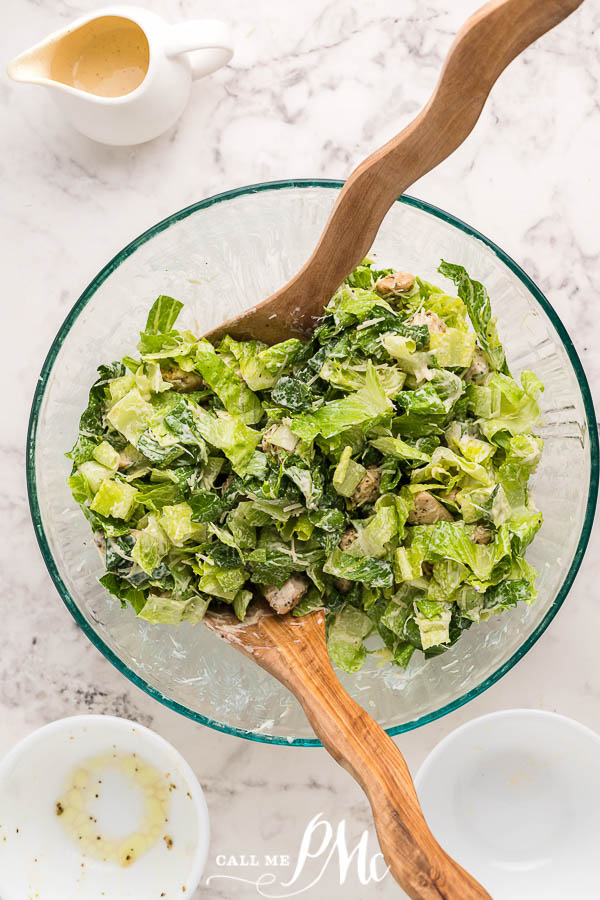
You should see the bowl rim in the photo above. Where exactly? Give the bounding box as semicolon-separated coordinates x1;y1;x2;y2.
26;178;599;747
415;708;600;794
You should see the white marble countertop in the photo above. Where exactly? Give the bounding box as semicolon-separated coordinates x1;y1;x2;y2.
2;0;599;897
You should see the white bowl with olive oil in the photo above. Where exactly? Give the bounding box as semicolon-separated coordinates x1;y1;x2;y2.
0;715;209;899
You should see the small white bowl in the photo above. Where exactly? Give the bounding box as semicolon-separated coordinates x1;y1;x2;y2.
0;715;209;899
415;709;600;899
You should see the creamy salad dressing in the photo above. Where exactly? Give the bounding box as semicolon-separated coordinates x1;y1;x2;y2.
48;16;149;97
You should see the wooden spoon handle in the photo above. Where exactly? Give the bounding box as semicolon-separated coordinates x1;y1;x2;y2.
209;0;583;344
257;615;491;899
302;694;489;899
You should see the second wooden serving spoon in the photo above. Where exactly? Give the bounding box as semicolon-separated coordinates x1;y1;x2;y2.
203;0;584;897
205;0;584;345
204;601;492;899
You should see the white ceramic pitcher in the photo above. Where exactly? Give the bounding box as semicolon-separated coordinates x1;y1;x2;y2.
7;6;234;145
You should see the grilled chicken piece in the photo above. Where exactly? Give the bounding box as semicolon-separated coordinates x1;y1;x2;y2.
408;310;447;335
375;271;415;296
407;491;454;525
262;575;309;615
471;524;493;545
162;367;206;392
261;425;278;454
441;486;460;504
351;467;381;507
220;475;233;495
464;348;490;384
333;526;359;593
339;526;358;551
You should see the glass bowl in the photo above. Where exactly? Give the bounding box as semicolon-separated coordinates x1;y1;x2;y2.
27;180;598;746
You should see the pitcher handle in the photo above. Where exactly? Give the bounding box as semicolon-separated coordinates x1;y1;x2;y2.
165;20;233;80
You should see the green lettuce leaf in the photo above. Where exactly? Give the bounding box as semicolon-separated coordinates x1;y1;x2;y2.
221;336;304;390
99;573;147;614
78;460;114;494
194;340;263;425
380;334;433;383
370;435;430;464
107;388;153;446
196;560;247;601
479;372;543;440
409;520;512;585
438;261;505;371
344;494;399;559
411;446;491;488
414;598;452;650
332;445;366;497
290;362;392;441
89;479;138;520
144;295;183;334
430;328;476;367
323;548;394;588
160;502;206;545
188;404;261;474
482;578;533;616
132;514;170;574
327;606;373;673
418;286;468;330
271;376;313;413
233;589;253;621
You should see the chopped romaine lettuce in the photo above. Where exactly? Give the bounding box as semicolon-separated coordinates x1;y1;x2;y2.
332;446;366;497
291;362;392;441
68;261;543;671
327;606;373;673
438;261;505;371
107;388;153;446
194;339;263;425
131;514;170;574
90;479;138;520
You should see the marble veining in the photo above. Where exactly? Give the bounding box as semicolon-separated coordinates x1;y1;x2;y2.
1;0;599;896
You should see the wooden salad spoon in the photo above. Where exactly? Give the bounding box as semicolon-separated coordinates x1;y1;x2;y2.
204;0;583;897
206;0;584;345
204;601;490;898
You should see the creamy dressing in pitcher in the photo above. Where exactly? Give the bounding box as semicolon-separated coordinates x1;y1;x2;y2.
7;9;233;143
49;16;149;97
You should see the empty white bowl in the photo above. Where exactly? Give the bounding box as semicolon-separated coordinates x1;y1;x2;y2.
0;715;209;899
415;709;600;899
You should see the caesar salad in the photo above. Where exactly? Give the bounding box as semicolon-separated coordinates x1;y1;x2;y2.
66;260;544;673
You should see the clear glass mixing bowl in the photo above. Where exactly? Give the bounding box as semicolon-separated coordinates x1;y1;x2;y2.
27;181;598;745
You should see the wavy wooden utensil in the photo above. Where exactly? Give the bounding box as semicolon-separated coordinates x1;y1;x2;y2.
204;0;583;896
205;602;491;899
206;0;583;346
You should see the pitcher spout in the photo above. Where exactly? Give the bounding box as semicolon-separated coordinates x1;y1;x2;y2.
7;39;60;88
